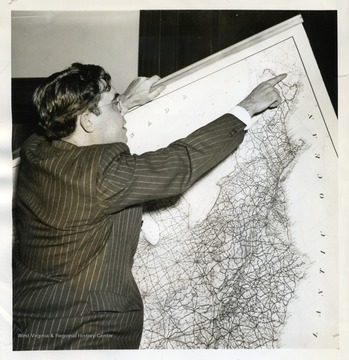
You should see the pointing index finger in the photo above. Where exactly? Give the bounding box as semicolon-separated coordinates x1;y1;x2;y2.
265;73;287;86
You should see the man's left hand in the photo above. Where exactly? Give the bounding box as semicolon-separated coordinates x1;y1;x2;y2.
118;75;166;113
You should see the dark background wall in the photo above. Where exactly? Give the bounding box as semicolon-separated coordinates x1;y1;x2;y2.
138;10;337;115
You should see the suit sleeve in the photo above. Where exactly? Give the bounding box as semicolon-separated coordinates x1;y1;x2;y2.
97;114;246;213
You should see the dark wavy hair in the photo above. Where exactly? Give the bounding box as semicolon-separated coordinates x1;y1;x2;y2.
32;63;112;140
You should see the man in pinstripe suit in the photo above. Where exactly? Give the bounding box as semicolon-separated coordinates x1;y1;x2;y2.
13;63;286;350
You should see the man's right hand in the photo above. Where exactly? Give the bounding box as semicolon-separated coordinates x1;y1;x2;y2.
238;74;287;117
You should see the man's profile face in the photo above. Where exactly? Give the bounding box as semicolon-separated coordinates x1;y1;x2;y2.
91;88;128;144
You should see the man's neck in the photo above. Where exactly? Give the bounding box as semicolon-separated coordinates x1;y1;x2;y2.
62;133;95;147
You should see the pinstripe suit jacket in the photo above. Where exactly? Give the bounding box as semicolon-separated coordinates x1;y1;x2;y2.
13;114;246;350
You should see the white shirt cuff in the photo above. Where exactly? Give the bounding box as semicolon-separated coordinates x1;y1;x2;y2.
228;106;255;130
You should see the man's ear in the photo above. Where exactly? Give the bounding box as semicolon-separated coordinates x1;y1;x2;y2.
79;112;95;133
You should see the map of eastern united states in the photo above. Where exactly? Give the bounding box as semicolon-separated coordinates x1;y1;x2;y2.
132;77;309;349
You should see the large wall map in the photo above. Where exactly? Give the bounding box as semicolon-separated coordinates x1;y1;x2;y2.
125;16;338;349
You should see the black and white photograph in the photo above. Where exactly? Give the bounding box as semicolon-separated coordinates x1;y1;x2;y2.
0;1;348;359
